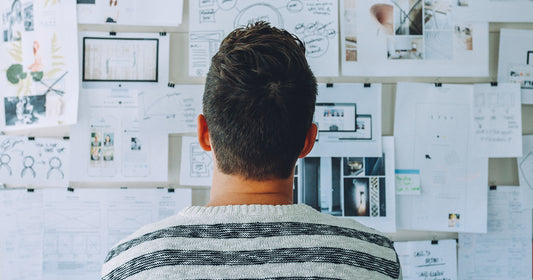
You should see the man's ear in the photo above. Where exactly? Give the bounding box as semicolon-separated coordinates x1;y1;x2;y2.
197;114;212;151
298;123;317;158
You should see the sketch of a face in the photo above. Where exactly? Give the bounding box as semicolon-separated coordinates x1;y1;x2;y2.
23;156;34;167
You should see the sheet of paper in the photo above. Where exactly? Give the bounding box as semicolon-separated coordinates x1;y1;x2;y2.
0;0;79;130
498;29;533;104
77;0;183;26
468;0;533;22
395;83;488;233
180;136;214;187
189;0;339;77
139;85;203;134
78;32;170;90
340;0;488;76
70;89;168;182
310;83;382;157
459;186;532;280
42;187;191;280
0;188;43;280
471;83;522;157
394;239;457;280
0;135;69;187
395;169;421;195
298;137;395;232
518;135;533;209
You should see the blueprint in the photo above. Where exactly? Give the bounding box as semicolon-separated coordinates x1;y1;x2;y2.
189;0;339;77
459;186;532;280
340;0;488;77
310;83;382;157
180;136;214;186
0;135;69;187
70;89;168;182
395;83;488;233
139;85;204;134
0;0;79;130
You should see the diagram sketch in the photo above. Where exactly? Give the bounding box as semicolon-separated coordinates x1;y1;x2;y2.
0;0;79;130
189;0;339;77
138;85;203;134
340;0;488;77
0;135;69;187
180;136;214;186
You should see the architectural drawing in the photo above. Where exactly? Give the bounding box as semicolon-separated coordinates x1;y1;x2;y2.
189;0;339;77
0;135;69;187
139;85;203;134
340;0;488;76
0;0;79;130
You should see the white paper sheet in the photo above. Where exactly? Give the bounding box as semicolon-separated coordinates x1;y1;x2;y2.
340;0;488;76
0;187;191;280
179;136;214;187
139;85;204;134
0;135;69;187
459;186;532;280
78;32;170;90
310;83;382;157
395;83;488;233
70;90;168;182
518;135;533;210
472;83;522;158
188;0;339;77
0;0;79;130
0;188;43;280
394;239;457;280
298;137;396;232
77;0;183;26
498;29;533;104
42;187;191;280
468;0;533;22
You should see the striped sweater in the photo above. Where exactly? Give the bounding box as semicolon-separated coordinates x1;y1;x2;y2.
101;204;401;280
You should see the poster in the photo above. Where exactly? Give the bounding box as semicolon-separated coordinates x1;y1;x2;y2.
395;83;488;233
497;29;533;104
0;135;69;187
0;0;79;130
297;137;396;232
70;89;168;182
310;83;382;157
77;0;183;26
189;0;339;77
340;0;488;76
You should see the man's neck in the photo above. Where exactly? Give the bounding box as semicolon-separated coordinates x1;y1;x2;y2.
206;168;294;207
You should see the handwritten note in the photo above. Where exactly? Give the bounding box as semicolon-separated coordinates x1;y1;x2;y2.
395;169;421;195
472;83;522;157
395;239;457;280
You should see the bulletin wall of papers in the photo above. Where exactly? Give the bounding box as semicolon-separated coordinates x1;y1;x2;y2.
0;0;532;279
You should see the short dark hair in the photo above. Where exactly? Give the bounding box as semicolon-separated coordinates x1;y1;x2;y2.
203;21;317;180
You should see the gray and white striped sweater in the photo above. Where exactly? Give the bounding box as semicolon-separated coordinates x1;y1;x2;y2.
101;204;401;280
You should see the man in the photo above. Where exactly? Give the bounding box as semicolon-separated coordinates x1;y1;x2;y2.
101;21;401;280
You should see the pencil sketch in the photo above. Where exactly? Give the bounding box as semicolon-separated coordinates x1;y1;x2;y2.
190;142;212;178
190;0;339;76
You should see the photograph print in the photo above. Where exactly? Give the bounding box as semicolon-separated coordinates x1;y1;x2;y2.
344;177;370;216
4;95;46;126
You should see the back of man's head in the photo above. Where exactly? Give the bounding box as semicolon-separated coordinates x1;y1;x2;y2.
203;21;317;181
